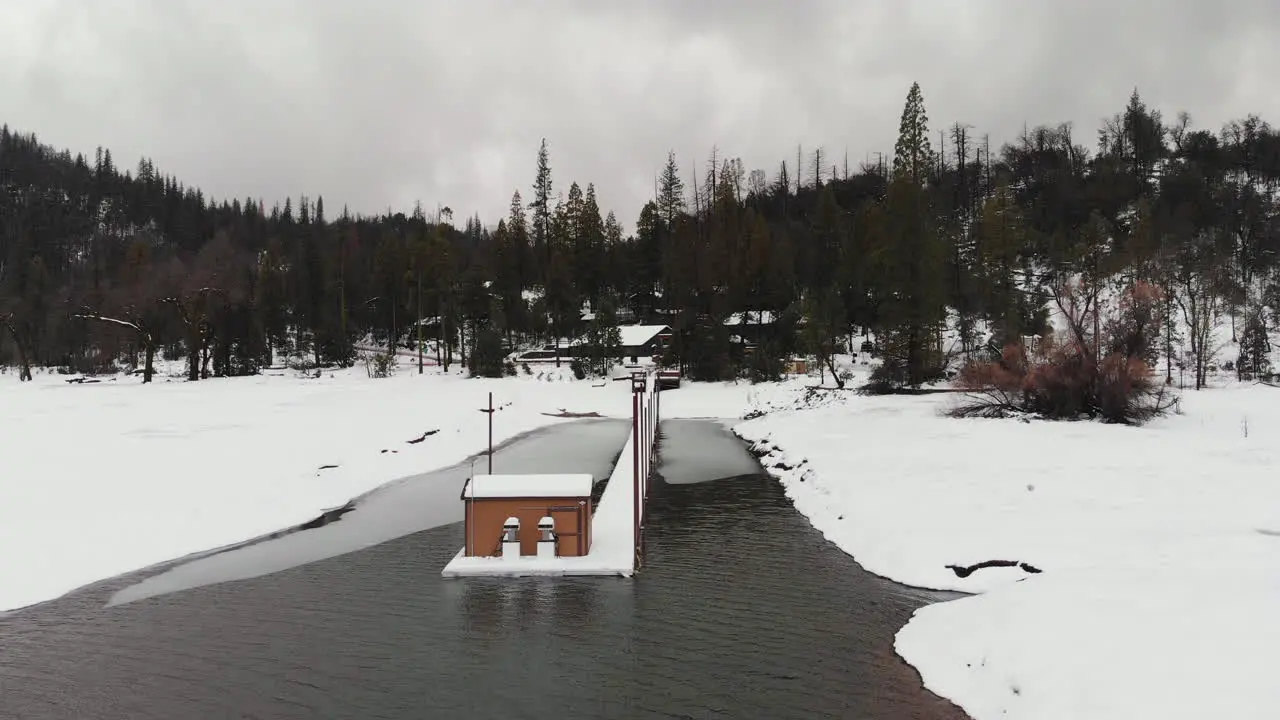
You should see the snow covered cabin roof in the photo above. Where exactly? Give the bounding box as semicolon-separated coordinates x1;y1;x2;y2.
463;473;594;499
724;311;777;326
619;324;670;348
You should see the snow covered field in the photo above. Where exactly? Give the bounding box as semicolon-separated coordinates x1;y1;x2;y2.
0;359;764;613
736;370;1280;720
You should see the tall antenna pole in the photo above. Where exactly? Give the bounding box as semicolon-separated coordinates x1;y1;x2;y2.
417;270;424;374
478;392;495;474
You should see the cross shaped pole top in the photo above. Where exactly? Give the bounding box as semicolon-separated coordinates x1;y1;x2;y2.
478;391;495;474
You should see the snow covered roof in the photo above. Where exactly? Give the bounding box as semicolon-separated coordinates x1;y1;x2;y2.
463;473;594;499
619;324;670;348
724;311;778;326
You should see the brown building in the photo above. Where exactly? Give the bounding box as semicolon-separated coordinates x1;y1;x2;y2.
461;474;594;558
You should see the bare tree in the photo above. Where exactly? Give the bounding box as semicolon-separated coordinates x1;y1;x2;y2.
727;157;745;204
1174;245;1225;390
796;144;803;195
1048;272;1101;361
163;234;238;380
747;168;768;199
0;261;37;381
0;311;33;381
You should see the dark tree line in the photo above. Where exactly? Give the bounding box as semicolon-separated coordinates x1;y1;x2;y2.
2;84;1278;387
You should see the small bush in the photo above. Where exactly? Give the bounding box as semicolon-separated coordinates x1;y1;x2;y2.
504;360;518;377
569;357;586;380
361;350;397;379
287;354;316;372
468;327;506;378
522;362;533;375
860;359;906;395
746;342;785;384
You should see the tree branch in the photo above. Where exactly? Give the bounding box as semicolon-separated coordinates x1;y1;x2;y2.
73;311;142;334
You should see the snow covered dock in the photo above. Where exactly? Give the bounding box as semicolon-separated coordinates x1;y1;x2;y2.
442;372;660;578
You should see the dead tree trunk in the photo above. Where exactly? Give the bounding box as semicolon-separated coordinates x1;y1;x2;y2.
1;313;34;381
164;291;222;381
825;352;843;389
200;328;213;379
143;340;156;383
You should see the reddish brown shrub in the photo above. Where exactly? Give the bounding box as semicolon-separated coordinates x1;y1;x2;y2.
951;281;1177;424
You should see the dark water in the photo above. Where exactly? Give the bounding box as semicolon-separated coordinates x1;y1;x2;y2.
0;419;966;720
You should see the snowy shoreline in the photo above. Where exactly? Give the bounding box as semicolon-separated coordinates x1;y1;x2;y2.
732;379;1280;720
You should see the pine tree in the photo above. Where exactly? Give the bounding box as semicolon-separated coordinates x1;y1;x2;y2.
545;243;577;368
874;82;949;387
530;139;553;283
893;82;934;187
576;183;606;307
803;285;846;388
508;190;530;298
811;187;843;289
1237;308;1272;380
657;151;686;228
978;180;1029;345
583;297;622;376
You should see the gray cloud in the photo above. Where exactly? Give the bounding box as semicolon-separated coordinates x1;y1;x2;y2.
3;0;1277;229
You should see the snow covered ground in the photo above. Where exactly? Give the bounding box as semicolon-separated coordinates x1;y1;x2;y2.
0;358;766;613
735;367;1280;720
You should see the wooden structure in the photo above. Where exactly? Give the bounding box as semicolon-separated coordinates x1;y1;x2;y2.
619;325;671;363
461;474;593;558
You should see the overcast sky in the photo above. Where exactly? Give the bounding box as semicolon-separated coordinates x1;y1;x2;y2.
3;0;1278;230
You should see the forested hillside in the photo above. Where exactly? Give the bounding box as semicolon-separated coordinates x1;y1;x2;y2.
2;84;1277;391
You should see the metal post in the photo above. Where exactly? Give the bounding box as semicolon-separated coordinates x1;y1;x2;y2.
641;392;647;509
632;388;640;563
417;270;423;374
645;385;652;502
478;392;495;474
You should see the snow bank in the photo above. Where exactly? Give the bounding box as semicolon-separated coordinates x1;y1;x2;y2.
895;569;1280;720
0;360;757;612
735;376;1280;720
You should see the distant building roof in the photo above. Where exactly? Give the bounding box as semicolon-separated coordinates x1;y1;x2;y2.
724;311;778;326
619;324;670;348
463;473;593;499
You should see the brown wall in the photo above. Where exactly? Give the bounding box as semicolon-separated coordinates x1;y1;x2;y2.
464;497;593;557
